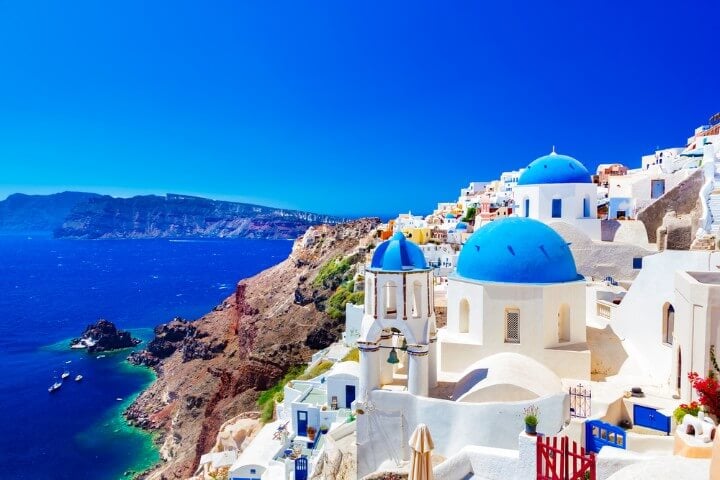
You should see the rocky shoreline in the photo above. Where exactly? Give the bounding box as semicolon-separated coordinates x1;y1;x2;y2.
121;219;379;479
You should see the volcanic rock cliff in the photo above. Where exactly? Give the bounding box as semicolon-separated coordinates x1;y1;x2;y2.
124;218;379;479
55;193;346;239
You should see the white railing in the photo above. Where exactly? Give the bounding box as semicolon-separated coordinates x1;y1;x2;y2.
596;300;616;320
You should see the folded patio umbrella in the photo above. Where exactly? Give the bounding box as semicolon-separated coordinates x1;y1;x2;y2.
409;423;434;480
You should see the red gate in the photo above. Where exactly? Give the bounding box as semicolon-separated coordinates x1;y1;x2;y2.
537;436;595;480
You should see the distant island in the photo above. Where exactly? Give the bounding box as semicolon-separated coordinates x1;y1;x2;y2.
0;191;345;239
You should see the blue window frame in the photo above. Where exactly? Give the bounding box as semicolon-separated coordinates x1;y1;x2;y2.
524;198;530;217
632;257;643;269
551;199;562;218
583;197;590;218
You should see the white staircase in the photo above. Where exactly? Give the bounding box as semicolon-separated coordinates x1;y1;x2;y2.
709;165;720;234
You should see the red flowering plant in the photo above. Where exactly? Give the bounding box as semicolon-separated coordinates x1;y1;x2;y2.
687;345;720;421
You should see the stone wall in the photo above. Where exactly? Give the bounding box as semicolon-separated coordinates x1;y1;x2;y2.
637;169;703;244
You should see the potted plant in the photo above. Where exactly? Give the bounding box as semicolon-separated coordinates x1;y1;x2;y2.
307;426;317;441
320;424;329;434
524;405;539;435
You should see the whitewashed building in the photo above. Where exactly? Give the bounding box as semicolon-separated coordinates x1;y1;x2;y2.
513;150;601;240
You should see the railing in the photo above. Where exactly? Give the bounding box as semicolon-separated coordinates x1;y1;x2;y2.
595;300;616;320
569;384;591;419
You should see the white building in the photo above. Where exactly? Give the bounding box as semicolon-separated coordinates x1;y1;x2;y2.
439;217;590;381
513;150;601;240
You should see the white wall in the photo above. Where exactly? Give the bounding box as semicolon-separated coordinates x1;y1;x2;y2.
514;183;601;240
442;277;589;379
610;251;720;389
356;389;568;477
326;373;359;410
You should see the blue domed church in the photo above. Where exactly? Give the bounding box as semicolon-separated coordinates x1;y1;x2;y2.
439;217;591;381
514;150;601;241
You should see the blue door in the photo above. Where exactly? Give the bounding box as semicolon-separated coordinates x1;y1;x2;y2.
633;404;670;434
295;456;308;480
651;179;665;199
552;198;562;218
585;419;626;453
345;385;356;408
297;410;308;436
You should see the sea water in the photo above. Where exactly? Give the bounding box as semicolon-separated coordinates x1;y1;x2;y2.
0;236;292;479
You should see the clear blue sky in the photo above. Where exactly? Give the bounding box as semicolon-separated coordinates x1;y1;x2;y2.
0;1;717;217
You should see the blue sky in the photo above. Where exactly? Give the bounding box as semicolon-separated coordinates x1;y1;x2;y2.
0;1;717;216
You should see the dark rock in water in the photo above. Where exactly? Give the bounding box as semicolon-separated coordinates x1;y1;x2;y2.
70;319;141;353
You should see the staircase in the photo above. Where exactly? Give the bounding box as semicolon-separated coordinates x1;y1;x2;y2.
709;166;720;235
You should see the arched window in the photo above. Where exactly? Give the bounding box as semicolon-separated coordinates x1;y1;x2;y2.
459;299;470;333
383;281;397;319
558;304;570;342
505;307;520;343
411;280;423;318
662;303;674;345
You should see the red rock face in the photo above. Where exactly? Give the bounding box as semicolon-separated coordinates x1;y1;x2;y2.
124;218;379;479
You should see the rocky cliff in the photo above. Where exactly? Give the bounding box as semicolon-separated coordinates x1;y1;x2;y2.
124;218;379;479
0;191;102;233
55;193;346;239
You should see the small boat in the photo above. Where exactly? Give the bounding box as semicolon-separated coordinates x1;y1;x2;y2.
75;375;83;382
48;382;62;393
97;355;106;359
61;372;70;380
116;397;123;401
65;360;72;364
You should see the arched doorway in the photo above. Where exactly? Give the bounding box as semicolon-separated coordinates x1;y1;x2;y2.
459;298;470;333
558;304;570;342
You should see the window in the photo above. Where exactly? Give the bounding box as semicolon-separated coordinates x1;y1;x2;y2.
552;199;562;218
524;198;530;217
663;303;674;345
583;197;591;218
505;308;520;343
632;257;643;269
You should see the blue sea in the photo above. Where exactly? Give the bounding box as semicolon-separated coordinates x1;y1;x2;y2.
0;236;292;480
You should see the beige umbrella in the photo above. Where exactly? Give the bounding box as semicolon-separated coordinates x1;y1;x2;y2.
409;423;434;480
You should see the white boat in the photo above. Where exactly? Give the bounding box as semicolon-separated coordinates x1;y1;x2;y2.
61;372;70;380
116;397;123;401
48;382;62;393
75;375;83;382
96;355;106;359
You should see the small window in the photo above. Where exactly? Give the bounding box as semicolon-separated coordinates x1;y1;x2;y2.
651;179;665;199
552;199;562;218
583;197;591;218
663;303;674;346
505;308;520;343
251;469;257;474
524;198;530;217
632;257;643;269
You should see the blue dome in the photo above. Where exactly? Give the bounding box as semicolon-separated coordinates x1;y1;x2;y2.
455;218;581;283
517;151;591;185
370;232;429;271
456;222;468;230
445;213;456;219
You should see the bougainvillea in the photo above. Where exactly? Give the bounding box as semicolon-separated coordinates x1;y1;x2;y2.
688;372;720;420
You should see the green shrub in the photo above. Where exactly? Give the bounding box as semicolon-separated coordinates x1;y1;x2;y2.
298;359;334;380
342;348;359;362
313;256;353;288
326;285;364;320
